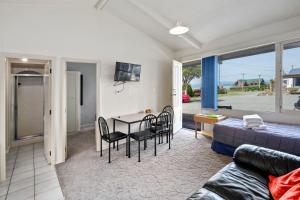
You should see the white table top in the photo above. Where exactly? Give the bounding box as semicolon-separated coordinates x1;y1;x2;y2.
112;112;160;124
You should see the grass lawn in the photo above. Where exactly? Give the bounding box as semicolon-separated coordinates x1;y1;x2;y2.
190;96;200;102
190;91;261;100
218;91;245;97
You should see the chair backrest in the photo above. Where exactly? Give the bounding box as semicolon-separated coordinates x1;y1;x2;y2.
139;114;156;134
162;105;173;126
163;105;174;123
156;111;170;131
98;117;110;137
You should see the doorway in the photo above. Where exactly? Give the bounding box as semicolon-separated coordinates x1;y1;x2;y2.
65;61;98;159
1;56;53;181
181;60;202;130
7;58;52;148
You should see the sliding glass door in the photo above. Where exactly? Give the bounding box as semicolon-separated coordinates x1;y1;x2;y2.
282;41;300;112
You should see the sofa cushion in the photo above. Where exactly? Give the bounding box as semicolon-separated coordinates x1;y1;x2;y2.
186;188;224;200
203;163;272;200
234;144;300;177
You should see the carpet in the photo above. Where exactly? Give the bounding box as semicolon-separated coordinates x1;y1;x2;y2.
56;129;231;200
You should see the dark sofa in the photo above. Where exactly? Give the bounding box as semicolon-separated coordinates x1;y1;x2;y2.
187;144;300;200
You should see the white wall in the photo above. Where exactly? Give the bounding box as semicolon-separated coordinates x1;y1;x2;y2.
0;3;173;165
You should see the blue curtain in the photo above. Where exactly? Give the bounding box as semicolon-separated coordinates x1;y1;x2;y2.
201;56;218;110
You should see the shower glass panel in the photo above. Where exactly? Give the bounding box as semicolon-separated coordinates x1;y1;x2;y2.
17;76;44;139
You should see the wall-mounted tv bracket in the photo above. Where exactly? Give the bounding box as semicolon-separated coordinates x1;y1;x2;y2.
113;81;126;94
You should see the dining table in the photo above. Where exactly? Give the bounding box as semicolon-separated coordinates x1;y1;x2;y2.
111;112;160;158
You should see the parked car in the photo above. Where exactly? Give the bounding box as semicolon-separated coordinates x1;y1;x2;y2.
193;89;201;97
295;96;300;110
182;94;190;103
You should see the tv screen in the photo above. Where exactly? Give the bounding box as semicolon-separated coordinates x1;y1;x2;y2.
114;62;141;82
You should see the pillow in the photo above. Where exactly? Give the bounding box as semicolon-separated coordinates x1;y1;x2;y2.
269;168;300;200
280;183;300;200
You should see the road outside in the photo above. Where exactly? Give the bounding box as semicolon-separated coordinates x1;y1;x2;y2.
183;92;300;114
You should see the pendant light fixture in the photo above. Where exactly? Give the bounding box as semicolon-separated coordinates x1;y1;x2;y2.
169;21;189;35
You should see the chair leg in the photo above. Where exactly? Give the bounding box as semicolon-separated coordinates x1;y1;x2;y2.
161;133;164;143
128;137;131;158
169;131;171;149
100;138;103;157
158;134;160;144
113;141;115;149
126;137;128;156
125;138;127;155
108;142;111;163
154;135;157;156
138;141;141;162
144;139;147;150
166;132;169;143
117;141;119;151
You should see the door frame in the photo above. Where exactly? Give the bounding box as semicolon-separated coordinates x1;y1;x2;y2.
0;52;55;181
61;58;101;162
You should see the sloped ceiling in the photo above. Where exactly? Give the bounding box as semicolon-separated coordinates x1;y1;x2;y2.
2;0;300;56
102;0;300;54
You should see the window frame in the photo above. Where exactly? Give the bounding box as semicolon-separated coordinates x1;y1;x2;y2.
279;38;300;114
215;38;300;114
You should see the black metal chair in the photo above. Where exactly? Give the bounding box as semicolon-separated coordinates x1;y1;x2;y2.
162;105;174;139
98;117;127;163
128;114;157;162
155;111;171;149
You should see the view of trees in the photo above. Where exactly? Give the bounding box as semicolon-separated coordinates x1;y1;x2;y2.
182;64;201;94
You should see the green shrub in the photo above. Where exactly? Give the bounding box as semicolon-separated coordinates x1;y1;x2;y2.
287;87;299;94
187;84;194;97
229;85;268;92
218;87;227;94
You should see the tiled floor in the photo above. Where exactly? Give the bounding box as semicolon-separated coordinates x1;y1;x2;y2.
0;143;64;200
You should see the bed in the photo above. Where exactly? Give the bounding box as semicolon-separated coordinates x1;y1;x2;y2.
212;118;300;156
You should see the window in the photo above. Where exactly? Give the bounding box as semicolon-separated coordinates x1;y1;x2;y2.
218;44;276;112
282;41;300;111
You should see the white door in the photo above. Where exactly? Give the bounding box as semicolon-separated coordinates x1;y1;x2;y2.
172;60;183;133
67;71;81;133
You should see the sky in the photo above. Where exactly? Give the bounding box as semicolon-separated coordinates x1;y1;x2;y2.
190;46;300;89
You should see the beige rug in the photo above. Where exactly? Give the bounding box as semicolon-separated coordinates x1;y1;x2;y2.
56;129;231;200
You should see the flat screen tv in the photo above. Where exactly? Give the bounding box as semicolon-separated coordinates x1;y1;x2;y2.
114;62;141;82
